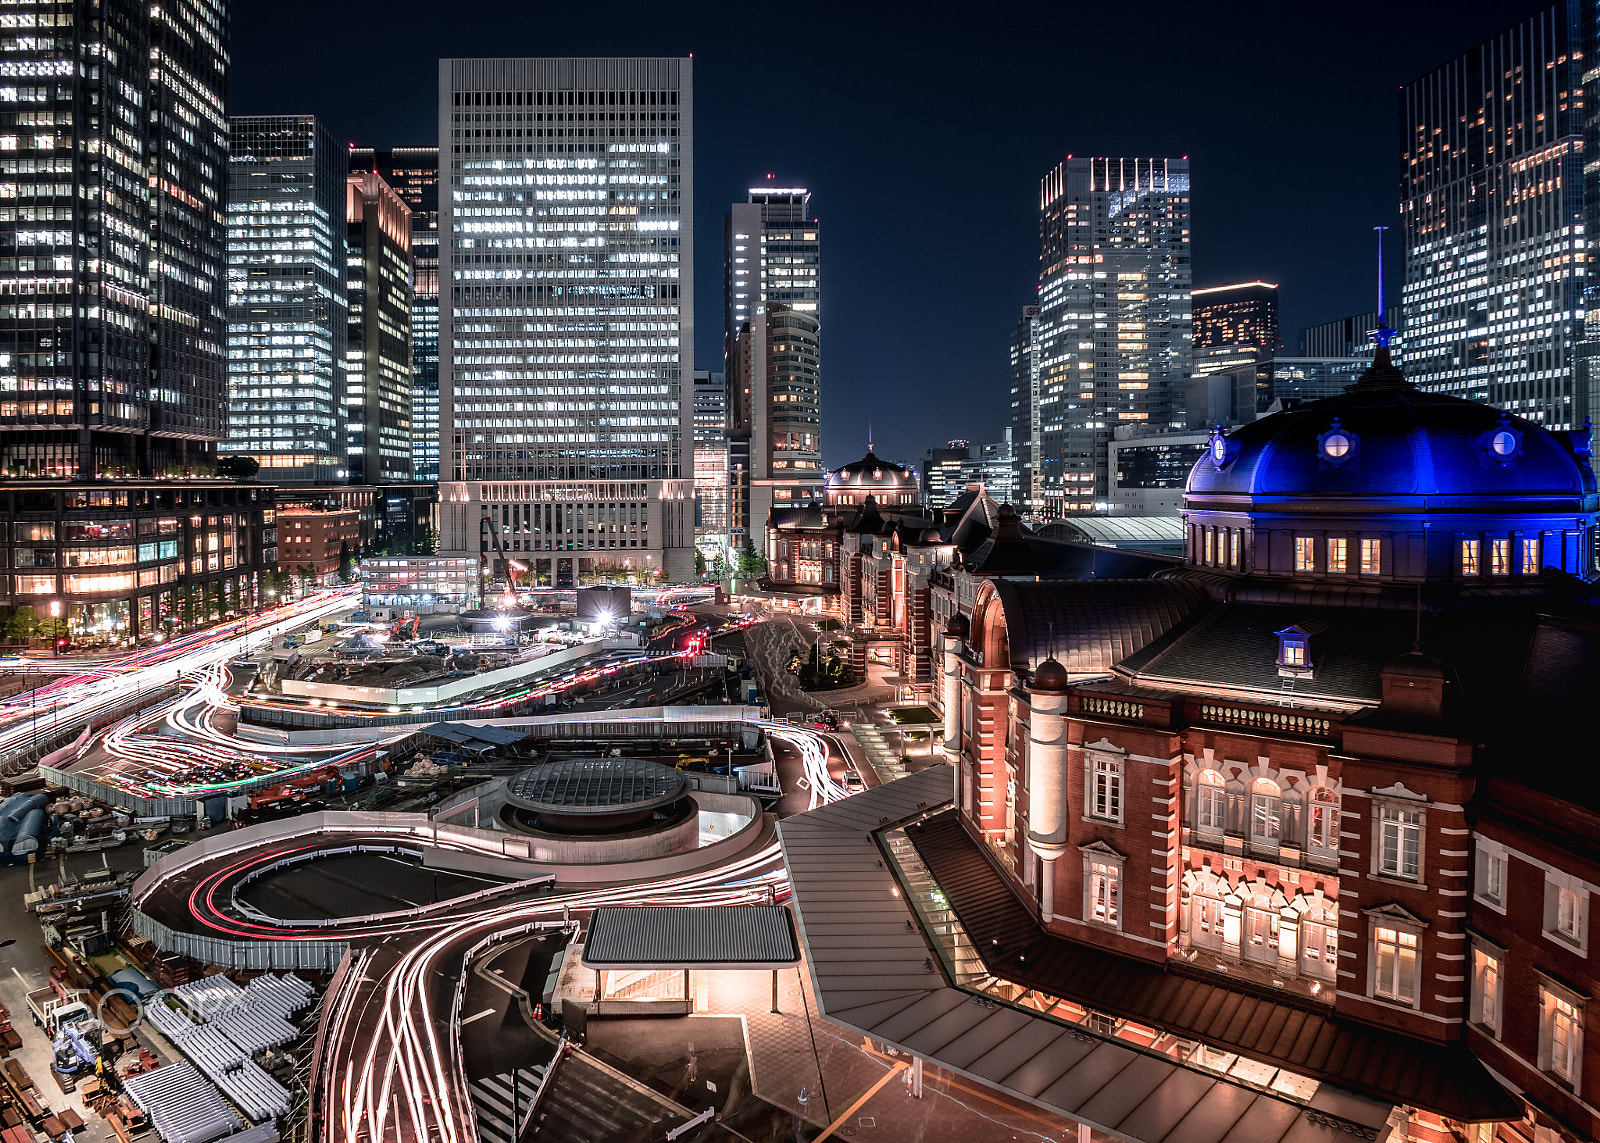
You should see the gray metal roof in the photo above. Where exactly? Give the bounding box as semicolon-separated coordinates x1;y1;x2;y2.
992;577;1210;676
505;756;687;813
777;767;1394;1143
581;905;800;970
1041;516;1187;544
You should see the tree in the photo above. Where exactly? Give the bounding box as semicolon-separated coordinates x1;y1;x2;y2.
694;550;707;578
216;455;260;480
338;541;356;584
736;538;766;579
419;527;439;556
297;564;316;594
710;553;727;580
7;605;38;643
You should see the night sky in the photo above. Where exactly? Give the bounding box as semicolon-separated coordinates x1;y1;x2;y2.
233;0;1523;471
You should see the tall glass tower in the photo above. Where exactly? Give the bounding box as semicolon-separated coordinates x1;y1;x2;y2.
345;171;414;484
225;115;349;483
1399;4;1585;427
0;0;229;479
1017;157;1191;519
351;146;439;482
724;188;822;551
437;57;694;584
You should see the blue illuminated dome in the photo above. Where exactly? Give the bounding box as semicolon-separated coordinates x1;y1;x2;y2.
1182;349;1599;582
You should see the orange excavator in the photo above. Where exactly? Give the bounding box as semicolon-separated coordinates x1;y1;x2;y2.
388;615;420;642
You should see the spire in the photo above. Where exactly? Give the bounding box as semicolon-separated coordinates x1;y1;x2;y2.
1354;225;1411;390
868;419;874;455
1370;225;1397;349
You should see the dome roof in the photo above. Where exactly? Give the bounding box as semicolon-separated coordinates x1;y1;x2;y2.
1030;658;1071;692
826;450;918;494
1187;351;1596;506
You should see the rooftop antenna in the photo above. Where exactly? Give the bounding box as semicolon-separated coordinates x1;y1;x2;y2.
1372;226;1396;348
868;420;874;454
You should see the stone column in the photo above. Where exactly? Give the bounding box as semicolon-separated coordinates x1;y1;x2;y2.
942;615;969;746
1026;662;1071;921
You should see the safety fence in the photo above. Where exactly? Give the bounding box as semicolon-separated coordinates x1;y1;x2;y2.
129;910;349;973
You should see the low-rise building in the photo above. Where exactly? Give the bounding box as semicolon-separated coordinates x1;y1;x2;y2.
277;507;359;579
361;556;479;616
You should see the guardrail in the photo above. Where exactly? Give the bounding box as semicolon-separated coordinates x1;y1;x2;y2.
129;910;349;973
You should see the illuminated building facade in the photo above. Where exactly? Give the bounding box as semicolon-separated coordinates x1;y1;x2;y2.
225;115;350;483
350;146;440;483
345;171;414;484
1400;4;1585;426
692;368;729;559
923;433;1016;509
1019;157;1191;519
725;189;822;552
1191;280;1278;355
933;350;1600;1143
437;58;694;584
0;0;229;481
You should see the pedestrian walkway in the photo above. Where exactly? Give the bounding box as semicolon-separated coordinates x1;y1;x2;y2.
849;719;909;784
468;1064;545;1143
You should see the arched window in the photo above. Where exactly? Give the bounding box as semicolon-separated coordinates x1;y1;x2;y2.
1195;769;1226;834
1307;786;1338;852
1300;906;1338;982
1250;779;1282;847
1243;891;1281;966
1190;880;1225;950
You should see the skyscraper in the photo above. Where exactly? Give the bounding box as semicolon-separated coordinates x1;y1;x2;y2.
692;369;729;561
345;171;414;484
225;116;349;483
350;146;440;482
437;58;694;583
1192;281;1279;353
1015;157;1191;518
724;189;822;550
0;0;229;480
1400;4;1585;426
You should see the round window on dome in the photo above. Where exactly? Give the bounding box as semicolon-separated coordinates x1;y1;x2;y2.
1323;433;1351;459
1211;438;1227;463
1491;429;1518;457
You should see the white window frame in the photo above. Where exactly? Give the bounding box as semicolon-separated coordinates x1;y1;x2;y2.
1301;911;1338;982
1191;889;1225;951
1490;537;1510;576
1194;770;1225;835
1307;786;1338;854
1460;538;1480;575
1370;920;1422;1009
1293;535;1315;572
1474;839;1508;914
1326;536;1348;574
1538;977;1585;1091
1521;536;1540;575
1085;753;1123;826
1082;846;1124;932
1543;871;1590;955
1250;781;1282;850
1470;936;1504;1038
1373;801;1425;884
1359;537;1381;575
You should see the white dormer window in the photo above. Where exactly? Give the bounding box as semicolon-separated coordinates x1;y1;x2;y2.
1544;871;1589;954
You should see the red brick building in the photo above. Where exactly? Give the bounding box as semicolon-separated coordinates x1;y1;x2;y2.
276;507;359;579
930;351;1600;1141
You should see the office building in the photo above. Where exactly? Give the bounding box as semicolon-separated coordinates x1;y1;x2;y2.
1400;4;1585;426
1267;357;1366;406
362;556;480;617
225;115;350;483
1106;429;1210;515
725;188;822;551
351;146;440;483
1192;281;1278;353
345;171;414;483
923;433;1016;509
692;368;730;560
0;0;229;481
437;58;694;584
1298;311;1384;359
1013;158;1191;520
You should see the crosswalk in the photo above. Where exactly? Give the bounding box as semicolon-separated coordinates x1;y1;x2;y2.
470;1065;546;1143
